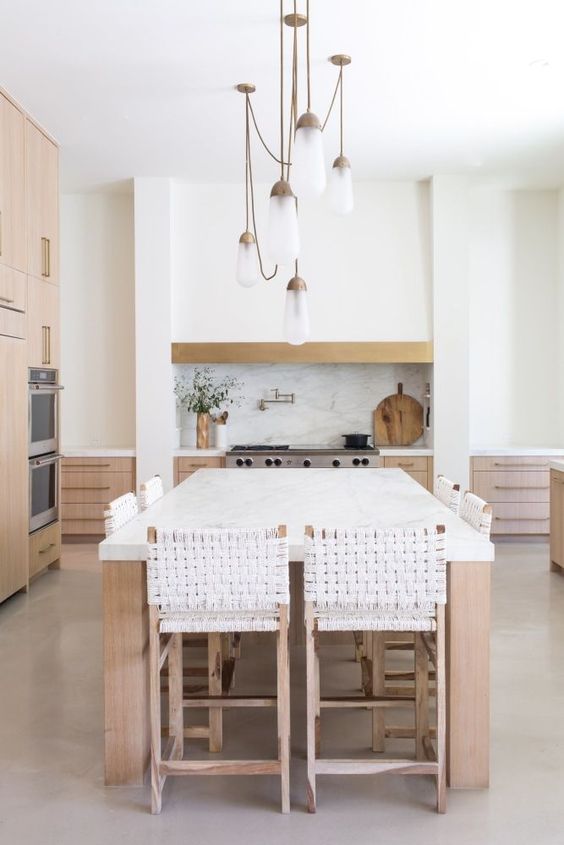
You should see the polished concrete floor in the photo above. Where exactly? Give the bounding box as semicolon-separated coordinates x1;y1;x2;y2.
0;541;563;844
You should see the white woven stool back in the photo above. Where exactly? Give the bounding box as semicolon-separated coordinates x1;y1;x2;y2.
304;527;446;620
436;475;461;514
104;491;138;537
147;526;289;616
460;491;492;537
139;475;164;511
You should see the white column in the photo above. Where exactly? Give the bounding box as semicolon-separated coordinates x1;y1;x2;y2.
557;189;564;436
431;176;470;490
134;178;175;491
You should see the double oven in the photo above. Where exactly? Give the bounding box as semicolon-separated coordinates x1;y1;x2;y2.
28;368;63;533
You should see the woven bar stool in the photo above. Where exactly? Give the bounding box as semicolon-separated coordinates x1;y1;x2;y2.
460;491;492;538
103;491;138;537
304;525;447;814
435;475;461;514
146;525;291;814
139;475;164;510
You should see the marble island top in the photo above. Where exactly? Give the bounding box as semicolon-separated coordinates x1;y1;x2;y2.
99;468;494;563
550;460;564;472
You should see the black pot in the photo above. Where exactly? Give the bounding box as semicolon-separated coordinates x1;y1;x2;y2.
341;433;371;449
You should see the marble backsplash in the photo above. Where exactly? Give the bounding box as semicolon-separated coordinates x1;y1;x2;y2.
175;363;432;448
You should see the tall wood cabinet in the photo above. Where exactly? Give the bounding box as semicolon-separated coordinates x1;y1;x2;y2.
26;120;59;284
0;93;26;272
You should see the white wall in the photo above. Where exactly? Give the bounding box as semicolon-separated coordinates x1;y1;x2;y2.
172;181;432;343
60;193;135;447
469;188;561;447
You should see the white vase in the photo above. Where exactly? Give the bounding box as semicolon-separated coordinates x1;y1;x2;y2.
180;427;193;447
214;424;228;449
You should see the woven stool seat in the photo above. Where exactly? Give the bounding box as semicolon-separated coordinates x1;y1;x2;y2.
315;610;436;632
158;609;282;634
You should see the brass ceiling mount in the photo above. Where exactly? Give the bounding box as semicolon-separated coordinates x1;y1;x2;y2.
236;83;256;94
284;12;307;27
330;54;352;67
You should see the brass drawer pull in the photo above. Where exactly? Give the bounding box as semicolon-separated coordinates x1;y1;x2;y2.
493;461;547;467
495;517;549;522
397;462;415;468
41;237;51;277
494;485;549;490
38;542;57;553
0;294;14;304
61;485;111;490
64;463;112;468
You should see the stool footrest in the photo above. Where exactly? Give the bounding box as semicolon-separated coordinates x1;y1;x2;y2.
315;759;438;776
183;696;277;708
160;760;282;776
320;695;414;709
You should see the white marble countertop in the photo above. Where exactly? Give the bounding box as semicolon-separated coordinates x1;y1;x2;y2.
550;460;564;472
99;468;494;563
63;447;136;458
471;447;564;456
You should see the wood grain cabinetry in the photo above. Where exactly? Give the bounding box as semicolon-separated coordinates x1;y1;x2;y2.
471;455;554;535
61;457;136;536
29;521;61;578
0;92;25;273
383;456;433;491
0;265;26;339
0;335;29;601
174;456;225;485
26;120;59;284
550;470;564;573
27;275;59;367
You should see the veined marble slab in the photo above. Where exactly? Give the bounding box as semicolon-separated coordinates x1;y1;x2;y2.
63;447;136;457
99;468;494;563
471;447;564;456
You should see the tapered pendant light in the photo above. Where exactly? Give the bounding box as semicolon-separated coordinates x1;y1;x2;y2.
329;155;353;215
284;275;310;345
267;180;300;266
292;111;326;199
236;231;260;287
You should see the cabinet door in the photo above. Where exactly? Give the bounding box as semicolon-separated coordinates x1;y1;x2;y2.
0;93;26;272
0;335;28;601
550;473;564;569
26;120;59;283
27;275;59;368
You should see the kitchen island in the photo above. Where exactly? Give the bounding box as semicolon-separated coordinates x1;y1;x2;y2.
550;460;564;574
99;468;494;790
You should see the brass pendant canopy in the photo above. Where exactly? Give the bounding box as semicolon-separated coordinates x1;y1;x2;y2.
239;231;256;244
330;54;352;66
332;155;351;169
287;275;307;291
296;111;321;130
270;179;295;198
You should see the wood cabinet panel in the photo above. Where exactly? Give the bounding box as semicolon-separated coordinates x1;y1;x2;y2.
0;264;26;312
61;471;134;496
550;472;564;571
383;456;428;472
61;458;135;536
27;275;59;368
0;335;28;601
29;521;61;577
0;305;25;338
26;120;59;283
174;456;225;485
472;456;553;472
62;457;135;473
473;470;549;503
403;470;428;488
491;502;550;535
0;93;26;272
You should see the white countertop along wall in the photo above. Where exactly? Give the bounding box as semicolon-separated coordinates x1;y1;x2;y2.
63;447;136;458
471;448;564;456
550;460;564;472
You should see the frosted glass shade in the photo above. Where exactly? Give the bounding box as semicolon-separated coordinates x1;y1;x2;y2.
236;236;260;287
292;115;326;199
267;189;300;266
329;158;354;215
284;283;310;346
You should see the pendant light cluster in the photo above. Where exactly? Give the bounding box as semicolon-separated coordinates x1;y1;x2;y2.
235;0;352;345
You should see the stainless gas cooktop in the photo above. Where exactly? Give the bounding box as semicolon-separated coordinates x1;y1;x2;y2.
226;444;381;469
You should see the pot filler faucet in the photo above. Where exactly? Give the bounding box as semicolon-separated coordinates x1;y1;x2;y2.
258;388;295;411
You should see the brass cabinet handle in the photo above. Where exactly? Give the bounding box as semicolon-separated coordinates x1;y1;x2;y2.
64;463;112;468
397;462;415;468
47;325;51;364
41;237;51;277
493;461;548;467
495;516;549;522
0;294;14;304
41;326;47;364
61;485;111;490
494;485;549;490
38;542;56;553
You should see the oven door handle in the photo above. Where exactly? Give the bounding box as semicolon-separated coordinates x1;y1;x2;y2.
30;384;64;391
31;454;64;467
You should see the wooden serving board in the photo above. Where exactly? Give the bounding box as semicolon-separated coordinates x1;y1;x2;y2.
374;383;424;446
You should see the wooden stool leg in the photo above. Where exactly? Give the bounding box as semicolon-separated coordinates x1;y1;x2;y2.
277;606;291;814
208;632;223;752
149;607;163;814
435;606;447;813
305;603;317;813
371;632;385;752
415;632;429;760
168;633;184;760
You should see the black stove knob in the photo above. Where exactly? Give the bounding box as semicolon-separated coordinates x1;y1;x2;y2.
245;458;253;467
274;458;282;466
265;458;273;466
303;459;311;467
353;458;361;466
236;458;244;467
332;459;341;467
361;457;370;466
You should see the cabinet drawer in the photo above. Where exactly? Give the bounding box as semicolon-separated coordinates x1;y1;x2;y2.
472;471;549;502
176;457;224;472
29;521;60;576
177;472;195;484
62;457;135;473
403;470;428;488
0;265;26;312
472;456;553;471
61;502;107;520
491;502;550;534
0;305;25;338
61;472;134;502
62;518;105;535
383;456;428;472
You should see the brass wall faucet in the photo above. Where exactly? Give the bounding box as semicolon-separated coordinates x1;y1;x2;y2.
258;389;295;411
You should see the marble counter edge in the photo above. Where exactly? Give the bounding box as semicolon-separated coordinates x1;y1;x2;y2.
471;447;564;456
549;460;564;472
63;447;136;458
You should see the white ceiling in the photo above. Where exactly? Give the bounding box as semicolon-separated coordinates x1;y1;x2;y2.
2;0;564;191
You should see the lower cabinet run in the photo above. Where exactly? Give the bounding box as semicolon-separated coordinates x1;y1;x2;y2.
550;467;564;574
382;456;433;492
174;456;225;485
29;521;61;578
61;457;136;538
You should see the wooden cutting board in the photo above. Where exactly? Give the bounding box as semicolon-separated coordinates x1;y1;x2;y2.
374;383;424;446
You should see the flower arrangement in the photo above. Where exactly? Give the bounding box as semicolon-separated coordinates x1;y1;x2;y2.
174;367;244;414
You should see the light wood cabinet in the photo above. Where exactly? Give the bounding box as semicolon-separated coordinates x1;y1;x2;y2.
0;92;26;273
27;275;59;368
550;470;564;573
383;455;433;491
29;520;61;578
174;456;225;485
0;335;29;602
26;119;58;284
61;457;136;536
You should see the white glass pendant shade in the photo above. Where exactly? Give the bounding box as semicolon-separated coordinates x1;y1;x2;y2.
236;232;260;287
284;277;310;346
292;112;326;199
267;180;300;266
329;156;353;215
